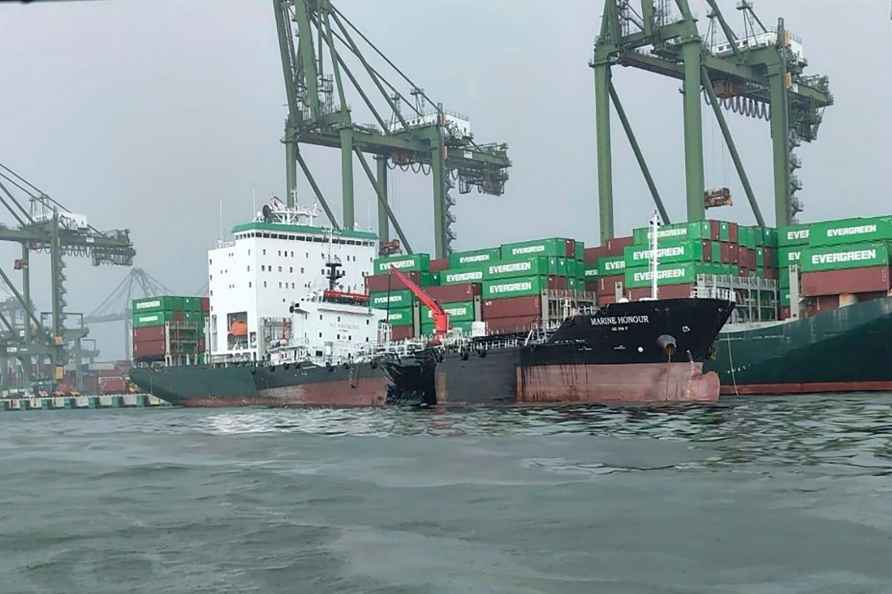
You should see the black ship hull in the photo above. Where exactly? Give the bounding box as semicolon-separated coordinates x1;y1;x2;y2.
383;298;735;405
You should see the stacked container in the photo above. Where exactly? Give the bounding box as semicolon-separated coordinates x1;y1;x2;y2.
794;217;892;316
131;296;208;364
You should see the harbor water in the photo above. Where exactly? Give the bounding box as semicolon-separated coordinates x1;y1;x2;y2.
2;395;892;593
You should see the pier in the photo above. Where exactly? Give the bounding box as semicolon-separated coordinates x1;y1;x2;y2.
1;394;169;412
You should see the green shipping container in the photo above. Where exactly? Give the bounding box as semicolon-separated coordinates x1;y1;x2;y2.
778;269;795;289
738;226;757;249
574;241;585;262
421;319;475;336
623;240;710;267
584;266;599;279
423;300;476;322
132;311;176;328
448;248;501;268
373;253;430;275
501;238;573;260
719;221;731;242
625;262;728;289
383;308;414;327
484;256;549;280
632;221;712;245
132;296;190;313
483;276;547;299
369;290;414;309
441;267;485;285
778;247;803;268
808;217;892;248
762;227;779;247
801;242;891;273
777;224;811;247
426;272;441;286
597;256;626;276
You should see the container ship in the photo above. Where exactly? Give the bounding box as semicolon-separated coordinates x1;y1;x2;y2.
377;215;892;402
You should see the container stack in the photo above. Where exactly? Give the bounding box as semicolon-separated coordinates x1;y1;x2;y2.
368;237;594;338
131;296;209;364
793;217;892;316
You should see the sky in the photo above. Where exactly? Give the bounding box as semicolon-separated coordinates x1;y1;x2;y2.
0;0;889;359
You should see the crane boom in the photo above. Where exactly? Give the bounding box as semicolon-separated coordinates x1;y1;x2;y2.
388;266;448;336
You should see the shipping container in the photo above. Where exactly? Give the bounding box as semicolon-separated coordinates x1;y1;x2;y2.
809;217;892;248
133;327;165;343
606;236;634;254
369;290;414;309
448;248;501;268
484;256;550;280
98;376;127;394
373;253;430;275
500;238;574;260
429;258;449;273
801;242;891;273
629;284;695;301
778;223;812;247
426;283;481;303
482;295;542;319
420;319;475;336
200;297;210;312
132;311;177;328
441;267;486;285
597;256;626;276
382;307;414;327
625;262;728;289
738;226;757;248
422;301;476;322
133;340;166;359
778;246;803;268
132;296;184;313
485;315;541;335
632;221;712;245
583;245;610;265
364;271;431;292
815;294;840;312
801;266;891;297
390;326;415;341
597;274;625;297
623;240;713;267
584;265;599;279
574;241;585;262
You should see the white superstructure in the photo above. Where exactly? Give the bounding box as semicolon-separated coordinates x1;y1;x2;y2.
207;198;377;363
266;295;387;367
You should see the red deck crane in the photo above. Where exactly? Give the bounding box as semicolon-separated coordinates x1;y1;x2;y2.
388;266;449;337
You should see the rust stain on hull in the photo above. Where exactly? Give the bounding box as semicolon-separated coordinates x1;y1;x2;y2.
517;361;719;403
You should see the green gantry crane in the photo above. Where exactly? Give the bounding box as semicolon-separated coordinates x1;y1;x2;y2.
0;164;135;387
592;0;833;241
274;0;511;258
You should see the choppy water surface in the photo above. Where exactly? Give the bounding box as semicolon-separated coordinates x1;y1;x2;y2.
3;394;892;593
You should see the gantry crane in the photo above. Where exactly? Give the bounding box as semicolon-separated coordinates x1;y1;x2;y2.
0;163;134;386
85;267;172;360
592;0;833;240
274;0;511;258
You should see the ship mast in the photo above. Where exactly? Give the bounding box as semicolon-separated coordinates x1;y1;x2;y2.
650;211;660;300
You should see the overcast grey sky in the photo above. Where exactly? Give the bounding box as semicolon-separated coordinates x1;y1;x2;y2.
0;0;889;358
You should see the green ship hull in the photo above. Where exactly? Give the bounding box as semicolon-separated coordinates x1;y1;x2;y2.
705;297;892;395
